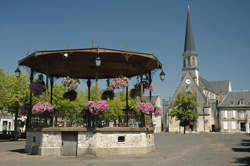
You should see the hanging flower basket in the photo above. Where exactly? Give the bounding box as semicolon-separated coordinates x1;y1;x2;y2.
130;87;141;99
62;76;80;90
20;104;31;116
154;106;162;117
29;81;46;97
32;102;54;115
109;77;129;90
101;90;114;100
87;100;109;115
136;102;154;114
63;90;77;101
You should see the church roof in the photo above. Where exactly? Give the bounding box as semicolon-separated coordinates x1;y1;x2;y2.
184;6;196;53
199;77;230;95
218;91;250;107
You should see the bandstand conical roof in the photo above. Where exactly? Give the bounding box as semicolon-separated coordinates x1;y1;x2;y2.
18;48;162;79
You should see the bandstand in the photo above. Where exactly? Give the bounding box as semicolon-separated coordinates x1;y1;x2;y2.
17;48;165;156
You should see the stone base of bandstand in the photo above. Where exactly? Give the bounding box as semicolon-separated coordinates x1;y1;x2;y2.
25;127;155;157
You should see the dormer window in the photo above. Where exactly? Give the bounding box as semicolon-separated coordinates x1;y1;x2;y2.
238;99;244;105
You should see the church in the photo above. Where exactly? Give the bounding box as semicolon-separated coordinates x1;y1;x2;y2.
167;5;231;133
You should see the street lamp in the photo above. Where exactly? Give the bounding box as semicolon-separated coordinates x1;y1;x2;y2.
15;67;21;78
13;67;21;140
160;70;166;81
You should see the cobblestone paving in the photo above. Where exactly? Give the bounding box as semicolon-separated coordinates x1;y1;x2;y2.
0;133;249;166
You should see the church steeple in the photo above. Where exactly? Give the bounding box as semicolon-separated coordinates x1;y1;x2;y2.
182;2;199;85
184;5;196;52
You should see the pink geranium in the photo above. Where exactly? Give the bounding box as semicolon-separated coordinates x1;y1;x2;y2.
87;100;109;115
109;77;129;90
32;102;54;115
136;102;154;114
154;106;162;117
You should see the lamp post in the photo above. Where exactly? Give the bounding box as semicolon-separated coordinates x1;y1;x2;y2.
14;67;21;140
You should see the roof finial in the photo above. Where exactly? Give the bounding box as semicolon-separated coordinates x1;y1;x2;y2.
91;36;95;48
187;0;190;9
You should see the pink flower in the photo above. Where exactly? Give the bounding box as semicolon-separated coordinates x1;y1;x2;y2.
136;102;154;114
109;77;129;90
86;100;109;115
154;106;162;117
32;102;54;115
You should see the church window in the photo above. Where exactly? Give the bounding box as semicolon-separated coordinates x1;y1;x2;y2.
183;59;186;67
231;121;236;129
223;121;228;129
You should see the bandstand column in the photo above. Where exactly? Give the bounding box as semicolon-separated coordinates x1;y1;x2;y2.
28;69;34;129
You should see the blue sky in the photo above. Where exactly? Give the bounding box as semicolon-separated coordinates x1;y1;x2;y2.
0;0;250;100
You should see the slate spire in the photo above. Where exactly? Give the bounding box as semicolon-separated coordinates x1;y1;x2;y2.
184;4;196;52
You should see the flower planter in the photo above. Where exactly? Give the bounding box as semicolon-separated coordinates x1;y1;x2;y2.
63;90;77;101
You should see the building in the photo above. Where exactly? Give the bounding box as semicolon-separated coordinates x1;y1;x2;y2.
167;5;231;133
0;110;14;134
218;91;250;133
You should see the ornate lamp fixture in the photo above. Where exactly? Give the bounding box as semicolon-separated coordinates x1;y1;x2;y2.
95;48;101;67
160;70;166;81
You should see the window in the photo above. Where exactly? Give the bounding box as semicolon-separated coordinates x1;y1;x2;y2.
223;121;228;129
239;111;245;119
231;121;236;129
2;121;7;130
238;99;244;105
223;111;228;118
232;110;236;119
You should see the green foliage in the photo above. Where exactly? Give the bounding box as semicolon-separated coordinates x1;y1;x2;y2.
50;84;86;126
170;93;198;132
99;90;139;121
0;72;30;113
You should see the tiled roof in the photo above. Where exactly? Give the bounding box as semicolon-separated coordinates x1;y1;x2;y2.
199;76;230;94
218;91;250;107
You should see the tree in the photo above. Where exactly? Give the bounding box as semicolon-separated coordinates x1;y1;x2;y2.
170;93;199;134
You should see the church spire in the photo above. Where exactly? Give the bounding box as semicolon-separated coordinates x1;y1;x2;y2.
184;3;196;52
182;2;199;86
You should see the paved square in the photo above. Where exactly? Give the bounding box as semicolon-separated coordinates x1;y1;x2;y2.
0;133;249;166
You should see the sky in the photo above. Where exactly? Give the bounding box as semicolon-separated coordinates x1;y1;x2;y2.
0;0;250;100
